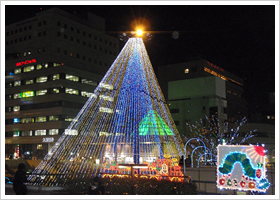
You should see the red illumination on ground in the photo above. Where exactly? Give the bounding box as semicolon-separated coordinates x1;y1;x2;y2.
254;145;266;156
16;59;37;66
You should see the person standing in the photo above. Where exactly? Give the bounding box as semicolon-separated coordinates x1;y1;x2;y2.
13;163;27;195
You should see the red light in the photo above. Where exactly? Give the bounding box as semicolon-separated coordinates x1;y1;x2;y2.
254;145;265;156
16;59;37;66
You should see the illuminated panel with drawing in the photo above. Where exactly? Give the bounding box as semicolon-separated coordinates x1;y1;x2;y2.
217;145;270;193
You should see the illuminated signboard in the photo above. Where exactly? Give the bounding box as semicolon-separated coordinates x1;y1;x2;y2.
16;59;37;66
217;145;270;193
20;91;35;98
42;137;54;143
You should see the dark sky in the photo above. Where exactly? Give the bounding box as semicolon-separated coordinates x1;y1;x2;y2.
5;5;276;113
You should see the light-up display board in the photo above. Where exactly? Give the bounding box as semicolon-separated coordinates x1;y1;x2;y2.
217;145;270;193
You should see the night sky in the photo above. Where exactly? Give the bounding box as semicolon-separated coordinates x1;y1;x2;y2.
5;4;276;114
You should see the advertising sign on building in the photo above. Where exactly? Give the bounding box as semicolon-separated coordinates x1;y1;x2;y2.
217;145;270;193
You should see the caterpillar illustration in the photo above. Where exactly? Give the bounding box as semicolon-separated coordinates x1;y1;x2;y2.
219;152;256;178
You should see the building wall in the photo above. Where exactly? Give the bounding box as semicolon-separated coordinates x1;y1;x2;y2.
168;76;227;137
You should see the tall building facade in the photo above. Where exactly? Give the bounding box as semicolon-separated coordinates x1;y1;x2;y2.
157;56;247;137
5;8;119;160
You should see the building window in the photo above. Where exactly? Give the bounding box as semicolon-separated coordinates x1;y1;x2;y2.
36;76;48;83
49;129;59;135
53;88;59;93
37;144;43;149
14;80;21;87
81;91;93;98
66;74;79;82
36;89;47;96
49;115;59;121
22;130;32;137
23;65;34;72
22;117;34;123
185;68;189;73
35;130;46;136
14;68;21;74
13;106;20;112
53;74;59;80
14;93;21;99
21;91;35;98
36;64;43;70
26;79;34;85
66;88;79;95
14;118;20;124
65;116;74;121
81;78;97;86
36;116;47;122
13;131;20;137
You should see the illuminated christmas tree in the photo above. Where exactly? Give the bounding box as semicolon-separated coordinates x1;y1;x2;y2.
28;37;184;186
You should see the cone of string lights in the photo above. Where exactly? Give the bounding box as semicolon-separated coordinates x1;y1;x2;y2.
28;31;184;186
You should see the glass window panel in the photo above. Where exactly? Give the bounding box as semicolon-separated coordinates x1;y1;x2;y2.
13;106;20;112
21;91;35;98
49;115;59;121
53;74;59;80
49;129;59;135
81;91;93;98
22;118;34;123
22;130;32;137
35;130;46;136
13;131;20;137
14;93;21;99
36;76;48;83
81;78;97;86
36;116;47;122
14;68;21;74
36;64;42;70
14;80;21;86
26;79;34;85
66;88;79;95
23;65;34;72
53;88;59;93
66;74;79;82
36;89;47;96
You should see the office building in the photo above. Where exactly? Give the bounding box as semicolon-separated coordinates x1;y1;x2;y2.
5;7;119;160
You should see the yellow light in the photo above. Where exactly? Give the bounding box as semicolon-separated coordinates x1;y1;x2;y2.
136;29;143;36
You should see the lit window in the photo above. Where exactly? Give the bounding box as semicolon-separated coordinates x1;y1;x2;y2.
53;63;61;67
36;76;48;83
66;74;79;82
66;88;79;95
36;64;42;70
37;144;43;149
13;106;20;112
267;116;270;119
100;95;114;101
36;116;47;122
14;118;20;123
23;65;34;72
65;117;74;121
53;88;59;93
21;91;35;98
53;74;59;80
49;129;59;135
14;68;21;74
35;130;46;136
22;130;32;137
185;69;189;73
14;80;21;87
36;89;47;96
81;91;93;98
26;79;34;85
81;78;97;86
13;131;20;137
49;115;59;121
14;93;21;99
100;83;113;90
44;63;48;68
22;118;34;123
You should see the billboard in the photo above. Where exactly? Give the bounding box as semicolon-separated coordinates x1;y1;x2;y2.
217;145;270;193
